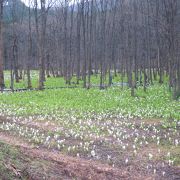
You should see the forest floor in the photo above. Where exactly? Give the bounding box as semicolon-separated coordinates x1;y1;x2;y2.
0;74;180;179
0;115;179;179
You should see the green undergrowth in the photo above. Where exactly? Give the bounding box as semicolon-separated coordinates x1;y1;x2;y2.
3;70;170;89
160;145;180;166
0;84;179;122
0;141;25;179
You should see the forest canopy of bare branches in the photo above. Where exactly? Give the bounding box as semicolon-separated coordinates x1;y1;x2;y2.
0;0;179;99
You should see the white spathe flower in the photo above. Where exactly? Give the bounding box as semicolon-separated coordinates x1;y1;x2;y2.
148;153;153;160
68;147;71;152
57;144;61;150
175;139;178;146
91;150;96;157
125;158;128;164
167;152;170;157
107;155;111;161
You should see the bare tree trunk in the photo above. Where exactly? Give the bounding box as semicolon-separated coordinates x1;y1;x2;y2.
99;0;107;89
68;1;75;85
76;3;81;84
27;1;32;89
0;0;4;91
87;0;94;89
38;0;47;89
13;37;19;83
81;0;87;88
12;0;19;83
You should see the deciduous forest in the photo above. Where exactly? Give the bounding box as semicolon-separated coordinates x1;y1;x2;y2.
0;0;179;179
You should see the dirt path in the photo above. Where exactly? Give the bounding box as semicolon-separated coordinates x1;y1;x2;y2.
0;131;156;180
0;116;179;179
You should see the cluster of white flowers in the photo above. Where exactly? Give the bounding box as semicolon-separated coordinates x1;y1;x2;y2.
0;83;179;178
